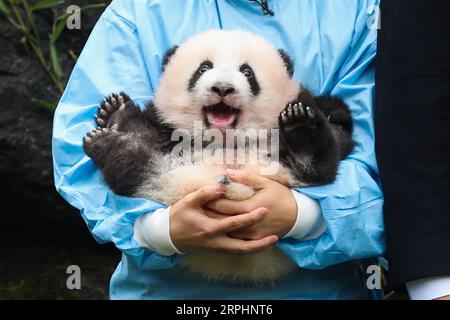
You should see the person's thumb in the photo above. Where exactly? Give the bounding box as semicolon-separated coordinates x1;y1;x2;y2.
226;169;268;189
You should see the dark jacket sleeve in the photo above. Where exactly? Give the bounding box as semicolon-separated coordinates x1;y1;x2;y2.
375;0;450;289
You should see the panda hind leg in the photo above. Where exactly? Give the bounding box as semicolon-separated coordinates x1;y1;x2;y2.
83;127;155;196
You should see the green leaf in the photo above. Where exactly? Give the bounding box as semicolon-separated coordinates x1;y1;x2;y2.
50;13;69;44
0;0;10;17
21;0;40;41
31;98;57;111
31;0;64;11
21;0;31;16
49;43;63;79
68;49;78;62
6;0;19;5
80;3;106;11
49;3;106;44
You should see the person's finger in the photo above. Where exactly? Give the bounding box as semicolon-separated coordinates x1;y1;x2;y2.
228;227;270;241
184;185;224;206
210;234;278;254
206;198;255;214
198;208;264;237
203;208;229;219
226;169;269;190
228;229;256;241
211;207;268;233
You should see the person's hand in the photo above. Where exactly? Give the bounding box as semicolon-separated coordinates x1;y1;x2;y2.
206;169;298;240
169;184;279;254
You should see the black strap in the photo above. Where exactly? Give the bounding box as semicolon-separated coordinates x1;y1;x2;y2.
248;0;274;16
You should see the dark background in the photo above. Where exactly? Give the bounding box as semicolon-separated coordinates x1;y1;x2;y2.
1;0;414;300
0;0;117;299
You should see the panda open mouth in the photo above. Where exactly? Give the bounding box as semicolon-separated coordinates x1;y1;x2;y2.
203;102;240;129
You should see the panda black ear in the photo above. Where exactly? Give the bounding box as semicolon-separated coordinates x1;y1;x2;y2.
161;45;179;72
277;49;294;78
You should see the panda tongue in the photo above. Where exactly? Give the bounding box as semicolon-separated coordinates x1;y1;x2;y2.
207;111;235;128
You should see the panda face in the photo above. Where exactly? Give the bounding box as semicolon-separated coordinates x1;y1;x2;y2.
154;30;300;134
188;59;261;131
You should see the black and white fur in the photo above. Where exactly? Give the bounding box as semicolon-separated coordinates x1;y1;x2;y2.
83;30;354;285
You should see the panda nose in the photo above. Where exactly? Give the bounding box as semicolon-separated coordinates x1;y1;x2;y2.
211;84;235;97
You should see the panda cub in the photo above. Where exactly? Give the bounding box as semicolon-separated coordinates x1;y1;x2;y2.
83;30;354;285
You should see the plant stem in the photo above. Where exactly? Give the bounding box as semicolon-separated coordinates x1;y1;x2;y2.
9;3;64;93
11;4;26;30
29;40;64;92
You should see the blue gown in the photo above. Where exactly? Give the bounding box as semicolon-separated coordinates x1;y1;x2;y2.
52;0;384;299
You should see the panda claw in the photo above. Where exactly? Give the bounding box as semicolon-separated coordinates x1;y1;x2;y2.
305;106;314;118
293;104;299;117
280;110;288;123
95;92;131;129
287;105;293;118
280;101;325;131
84;127;113;146
104;101;112;110
298;105;306;117
96;118;105;127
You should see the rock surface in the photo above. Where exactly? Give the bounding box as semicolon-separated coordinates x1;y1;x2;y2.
0;1;110;239
0;1;118;299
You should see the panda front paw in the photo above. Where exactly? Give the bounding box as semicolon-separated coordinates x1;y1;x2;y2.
279;102;325;132
95;92;131;128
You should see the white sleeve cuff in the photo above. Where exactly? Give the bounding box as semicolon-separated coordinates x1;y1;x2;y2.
282;190;326;240
406;276;450;300
133;206;183;256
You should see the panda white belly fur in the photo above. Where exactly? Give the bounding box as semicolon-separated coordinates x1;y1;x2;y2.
83;30;354;286
134;151;298;285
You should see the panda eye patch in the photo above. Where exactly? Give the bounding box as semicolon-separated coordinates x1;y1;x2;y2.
199;63;212;74
198;61;213;74
239;63;260;96
241;68;253;78
188;60;213;91
239;64;255;78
